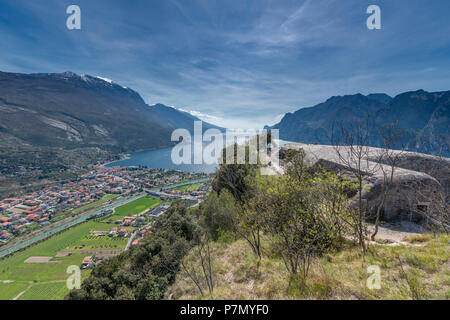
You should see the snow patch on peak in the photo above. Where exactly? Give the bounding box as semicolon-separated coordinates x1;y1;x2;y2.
94;76;114;84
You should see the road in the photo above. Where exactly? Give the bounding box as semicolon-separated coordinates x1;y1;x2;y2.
124;231;137;252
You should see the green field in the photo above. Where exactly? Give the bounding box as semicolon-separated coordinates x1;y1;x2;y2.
0;194;157;300
172;183;202;192
0;281;30;300
66;233;128;251
0;220;118;300
102;196;161;222
18;281;70;300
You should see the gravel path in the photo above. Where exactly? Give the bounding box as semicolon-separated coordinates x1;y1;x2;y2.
367;221;429;244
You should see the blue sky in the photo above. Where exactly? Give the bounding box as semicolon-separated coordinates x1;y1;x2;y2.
0;0;449;129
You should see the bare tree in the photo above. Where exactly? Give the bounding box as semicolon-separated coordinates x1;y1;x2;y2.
331;115;379;255
180;234;215;296
371;122;407;240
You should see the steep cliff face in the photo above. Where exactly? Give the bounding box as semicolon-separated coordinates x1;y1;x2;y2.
376;90;450;153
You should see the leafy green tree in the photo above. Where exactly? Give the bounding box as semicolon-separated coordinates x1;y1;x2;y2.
198;190;239;241
212;144;258;203
249;149;355;279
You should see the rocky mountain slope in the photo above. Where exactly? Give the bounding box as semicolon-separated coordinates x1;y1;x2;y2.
268;90;449;155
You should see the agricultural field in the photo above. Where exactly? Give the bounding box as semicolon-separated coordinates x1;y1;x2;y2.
0;194;158;300
0;281;30;300
102;196;161;222
172;183;202;192
0;220;119;300
115;196;160;216
65;233;128;251
18;281;70;300
46;194;120;224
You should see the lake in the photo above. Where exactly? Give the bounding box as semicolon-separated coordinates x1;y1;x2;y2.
105;145;219;173
106;139;291;173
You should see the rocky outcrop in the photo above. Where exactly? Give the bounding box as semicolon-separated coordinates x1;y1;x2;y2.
281;143;449;224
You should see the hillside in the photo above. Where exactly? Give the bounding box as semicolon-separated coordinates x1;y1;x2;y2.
0;71;223;152
0;71;171;151
66;143;449;301
0;70;223;194
169;233;450;300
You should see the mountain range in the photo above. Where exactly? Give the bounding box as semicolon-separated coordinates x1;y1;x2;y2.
267;90;449;154
0;71;223;153
1;70;448;158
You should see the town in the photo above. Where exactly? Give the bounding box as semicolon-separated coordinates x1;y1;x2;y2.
0;165;211;247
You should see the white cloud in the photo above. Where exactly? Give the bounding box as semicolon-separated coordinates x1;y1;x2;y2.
177;107;222;123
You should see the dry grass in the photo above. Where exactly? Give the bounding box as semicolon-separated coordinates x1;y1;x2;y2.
168;234;449;300
402;234;434;244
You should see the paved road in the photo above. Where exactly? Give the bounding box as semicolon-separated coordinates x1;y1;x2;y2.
124;232;137;252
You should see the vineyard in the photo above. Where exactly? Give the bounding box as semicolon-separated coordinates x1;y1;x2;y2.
0;220;119;299
18;281;69;300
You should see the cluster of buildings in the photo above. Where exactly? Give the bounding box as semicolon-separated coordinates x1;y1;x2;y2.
131;225;154;246
89;226;129;238
0;196;53;240
113;215;145;226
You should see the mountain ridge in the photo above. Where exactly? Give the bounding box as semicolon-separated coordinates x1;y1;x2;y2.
267;89;449;154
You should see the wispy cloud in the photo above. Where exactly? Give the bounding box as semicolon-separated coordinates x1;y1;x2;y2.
0;0;449;129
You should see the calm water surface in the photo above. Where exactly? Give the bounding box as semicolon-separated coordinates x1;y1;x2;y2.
106;139;291;173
